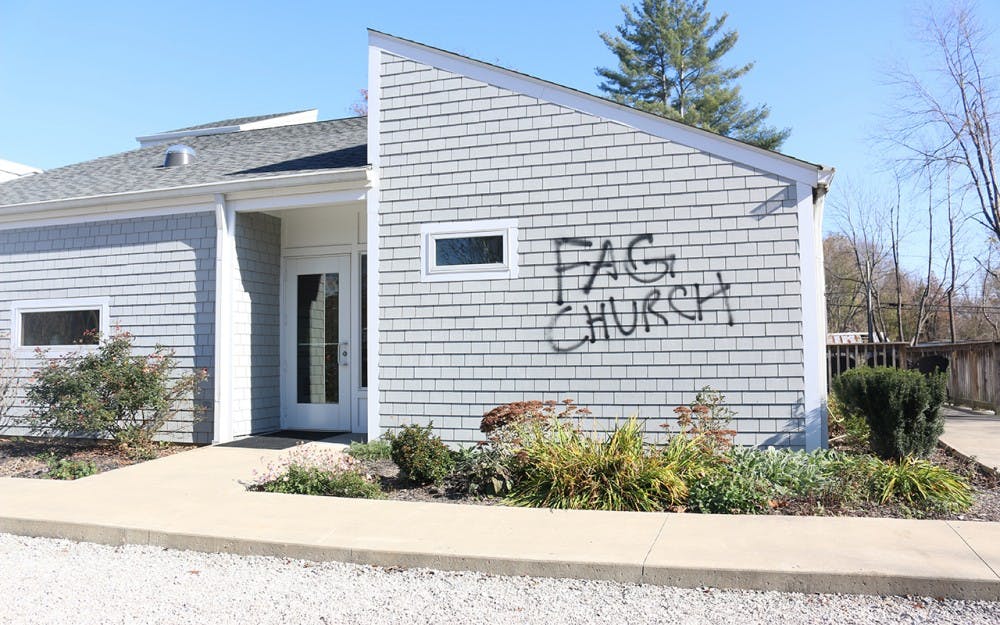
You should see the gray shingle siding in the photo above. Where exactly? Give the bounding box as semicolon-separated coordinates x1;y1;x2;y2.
376;53;808;448
232;212;281;436
0;213;216;443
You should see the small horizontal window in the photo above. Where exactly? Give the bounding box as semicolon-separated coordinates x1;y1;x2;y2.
11;299;110;356
435;235;505;267
22;310;100;346
420;219;519;282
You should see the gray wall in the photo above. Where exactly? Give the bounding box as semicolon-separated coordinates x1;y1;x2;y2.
0;212;216;443
376;53;808;447
232;212;281;436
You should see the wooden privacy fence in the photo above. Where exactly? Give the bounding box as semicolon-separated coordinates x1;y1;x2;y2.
826;340;1000;414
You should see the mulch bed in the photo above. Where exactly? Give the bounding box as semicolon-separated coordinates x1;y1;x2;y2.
0;436;190;479
358;445;1000;521
362;458;501;506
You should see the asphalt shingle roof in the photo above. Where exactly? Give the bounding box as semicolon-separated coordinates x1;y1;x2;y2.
0;116;368;207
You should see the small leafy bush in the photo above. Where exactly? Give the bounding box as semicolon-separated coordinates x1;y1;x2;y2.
452;444;519;497
26;331;207;457
832;367;946;459
37;453;98;480
347;438;392;461
667;386;737;452
390;423;454;485
261;465;384;498
686;463;773;514
507;419;687;511
248;445;383;499
480;398;590;434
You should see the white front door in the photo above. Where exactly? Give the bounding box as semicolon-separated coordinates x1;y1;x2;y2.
282;255;352;431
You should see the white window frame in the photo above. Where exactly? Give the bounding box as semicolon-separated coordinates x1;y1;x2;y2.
11;298;111;358
419;219;519;282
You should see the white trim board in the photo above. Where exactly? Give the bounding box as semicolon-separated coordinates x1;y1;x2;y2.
797;182;826;451
365;43;383;441
419;218;519;282
369;30;833;189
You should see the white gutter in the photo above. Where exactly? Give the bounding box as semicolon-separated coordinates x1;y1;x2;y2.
0;168;370;217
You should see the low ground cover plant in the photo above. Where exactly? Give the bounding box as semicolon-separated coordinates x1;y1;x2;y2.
26;330;206;459
346;438;392;461
36;451;97;480
247;445;383;499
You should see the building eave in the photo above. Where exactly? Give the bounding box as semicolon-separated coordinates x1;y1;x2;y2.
0;167;372;223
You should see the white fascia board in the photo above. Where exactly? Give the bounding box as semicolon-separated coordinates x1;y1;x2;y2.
369;31;829;189
240;109;319;131
137;110;320;147
0;200;215;231
228;188;367;213
0;168;370;225
365;43;383;442
0;159;42;177
137;126;243;147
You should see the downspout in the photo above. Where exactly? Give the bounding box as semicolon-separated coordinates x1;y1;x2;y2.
212;193;236;444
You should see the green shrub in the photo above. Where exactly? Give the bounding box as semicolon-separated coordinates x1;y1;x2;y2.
390;423;454;485
38;454;98;480
507;419;687;511
260;464;384;498
832;367;946;459
346;438;392;461
26;331;207;457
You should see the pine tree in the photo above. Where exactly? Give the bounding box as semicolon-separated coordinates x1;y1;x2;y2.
597;0;790;150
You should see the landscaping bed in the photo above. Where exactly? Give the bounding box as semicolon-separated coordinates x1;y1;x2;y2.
247;373;1000;522
343;439;1000;522
0;436;188;480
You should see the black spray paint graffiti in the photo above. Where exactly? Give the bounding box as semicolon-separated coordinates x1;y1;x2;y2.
545;234;735;352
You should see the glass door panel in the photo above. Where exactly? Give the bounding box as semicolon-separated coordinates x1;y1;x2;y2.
296;273;339;404
282;255;351;431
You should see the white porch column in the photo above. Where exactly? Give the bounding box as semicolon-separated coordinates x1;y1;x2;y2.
213;193;236;444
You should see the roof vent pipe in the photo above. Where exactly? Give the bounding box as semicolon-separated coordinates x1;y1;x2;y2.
163;144;196;167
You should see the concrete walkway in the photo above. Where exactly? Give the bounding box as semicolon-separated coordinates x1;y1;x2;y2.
1;440;999;600
942;406;1000;475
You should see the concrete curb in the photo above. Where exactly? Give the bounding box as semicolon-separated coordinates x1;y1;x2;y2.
3;514;999;601
939;439;1000;479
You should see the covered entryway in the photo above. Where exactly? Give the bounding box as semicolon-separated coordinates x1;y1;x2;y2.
216;194;371;444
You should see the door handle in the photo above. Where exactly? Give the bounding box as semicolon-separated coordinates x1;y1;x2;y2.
338;342;350;366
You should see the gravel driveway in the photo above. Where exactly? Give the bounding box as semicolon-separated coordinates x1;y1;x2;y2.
2;533;998;625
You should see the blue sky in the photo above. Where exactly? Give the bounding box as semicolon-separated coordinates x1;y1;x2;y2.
2;0;998;251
